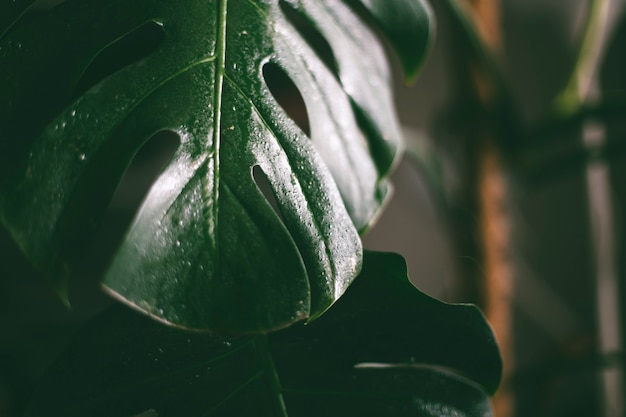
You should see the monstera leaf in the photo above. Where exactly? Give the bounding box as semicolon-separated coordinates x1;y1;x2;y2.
26;252;501;417
0;0;432;332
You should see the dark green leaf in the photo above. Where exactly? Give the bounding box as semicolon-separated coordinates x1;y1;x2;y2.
26;252;500;417
283;366;493;417
0;0;433;332
272;251;502;396
352;0;434;83
0;0;35;39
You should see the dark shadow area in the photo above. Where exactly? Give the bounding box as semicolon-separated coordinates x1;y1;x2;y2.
263;62;310;137
0;130;179;417
72;21;165;99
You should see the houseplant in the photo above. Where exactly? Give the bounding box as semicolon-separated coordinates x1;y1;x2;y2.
0;0;502;415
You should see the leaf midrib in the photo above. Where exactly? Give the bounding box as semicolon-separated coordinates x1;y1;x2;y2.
208;0;228;270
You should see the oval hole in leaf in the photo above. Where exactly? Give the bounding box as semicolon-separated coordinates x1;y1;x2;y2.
72;21;165;98
78;130;180;278
262;62;310;137
279;0;339;81
252;165;284;223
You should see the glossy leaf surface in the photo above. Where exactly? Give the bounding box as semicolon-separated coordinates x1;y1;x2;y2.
26;252;500;417
0;0;432;332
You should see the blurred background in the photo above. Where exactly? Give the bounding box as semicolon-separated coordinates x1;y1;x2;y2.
1;0;626;416
364;0;626;416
